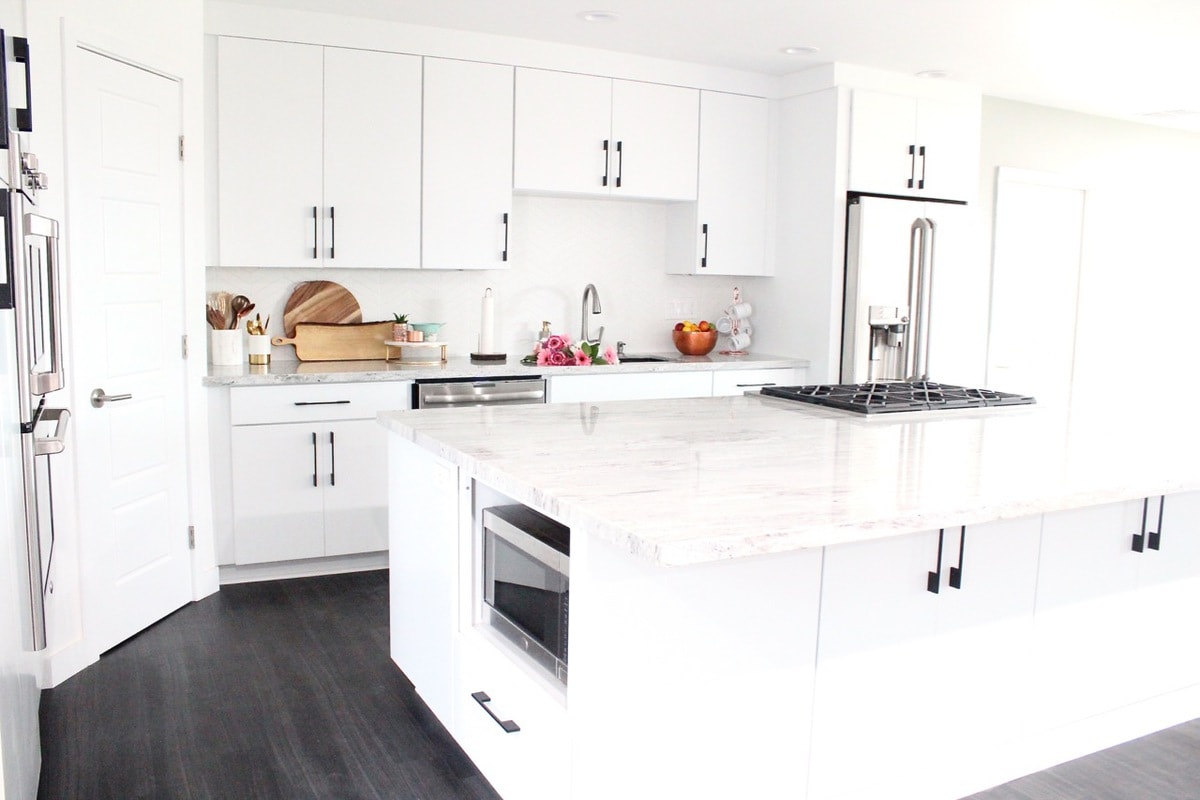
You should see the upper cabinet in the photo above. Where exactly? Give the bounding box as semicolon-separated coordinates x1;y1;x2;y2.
422;58;514;270
513;68;699;201
216;38;422;268
667;91;771;276
848;89;980;202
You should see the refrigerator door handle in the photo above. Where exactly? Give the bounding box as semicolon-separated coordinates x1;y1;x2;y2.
25;213;65;395
32;407;69;456
906;217;936;381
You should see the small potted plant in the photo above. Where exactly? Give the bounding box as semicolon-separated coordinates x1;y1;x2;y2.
392;313;409;342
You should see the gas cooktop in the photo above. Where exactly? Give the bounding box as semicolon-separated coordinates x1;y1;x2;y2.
760;381;1036;415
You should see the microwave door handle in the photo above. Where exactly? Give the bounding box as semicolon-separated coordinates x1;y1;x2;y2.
484;514;569;574
25;214;64;395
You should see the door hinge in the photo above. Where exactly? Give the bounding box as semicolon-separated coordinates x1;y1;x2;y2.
178;135;185;161
181;334;188;359
188;525;195;550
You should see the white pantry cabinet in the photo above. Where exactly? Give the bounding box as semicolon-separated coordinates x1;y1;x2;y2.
422;58;514;270
513;68;699;201
848;89;979;202
217;38;422;268
667;91;771;276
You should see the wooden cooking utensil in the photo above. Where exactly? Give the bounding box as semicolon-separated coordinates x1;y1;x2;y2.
282;281;363;338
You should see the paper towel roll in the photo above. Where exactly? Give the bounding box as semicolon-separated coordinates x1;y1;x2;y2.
480;288;495;354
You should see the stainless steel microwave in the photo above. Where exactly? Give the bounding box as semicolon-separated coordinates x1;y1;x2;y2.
482;505;569;685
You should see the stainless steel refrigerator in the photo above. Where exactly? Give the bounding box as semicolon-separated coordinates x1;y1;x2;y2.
839;194;989;387
1;28;67;800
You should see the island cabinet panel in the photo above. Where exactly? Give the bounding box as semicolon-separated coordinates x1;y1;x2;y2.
710;367;798;396
1030;494;1200;733
387;439;465;726
807;518;1042;800
566;531;823;800
547;370;711;402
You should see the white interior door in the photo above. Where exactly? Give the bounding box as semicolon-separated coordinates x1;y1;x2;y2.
69;49;191;654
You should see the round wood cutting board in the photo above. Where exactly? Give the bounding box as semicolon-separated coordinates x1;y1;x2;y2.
282;280;363;338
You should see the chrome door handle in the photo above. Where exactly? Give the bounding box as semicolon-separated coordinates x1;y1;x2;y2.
90;388;133;408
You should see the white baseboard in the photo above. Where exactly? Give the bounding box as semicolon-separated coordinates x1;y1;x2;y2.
218;551;388;584
41;638;98;689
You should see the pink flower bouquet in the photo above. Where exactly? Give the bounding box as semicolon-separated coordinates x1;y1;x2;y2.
523;333;619;367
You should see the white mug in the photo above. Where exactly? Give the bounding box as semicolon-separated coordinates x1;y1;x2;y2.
728;302;753;319
716;316;734;334
728;331;751;351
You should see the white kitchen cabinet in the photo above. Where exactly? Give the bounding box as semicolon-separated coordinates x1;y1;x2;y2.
228;383;405;565
808;518;1041;800
217;37;421;268
710;367;798;396
513;68;698;201
667;92;771;275
848;89;979;202
547;370;711;403
422;58;514;270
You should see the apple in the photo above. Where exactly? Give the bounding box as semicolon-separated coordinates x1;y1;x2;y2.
698;320;711;332
673;322;685;331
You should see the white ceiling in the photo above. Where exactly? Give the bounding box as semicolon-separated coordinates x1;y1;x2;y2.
225;0;1200;131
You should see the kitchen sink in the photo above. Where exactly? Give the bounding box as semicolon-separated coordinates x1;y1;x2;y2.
618;355;672;363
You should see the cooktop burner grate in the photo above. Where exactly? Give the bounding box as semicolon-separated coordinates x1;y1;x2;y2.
760;381;1036;414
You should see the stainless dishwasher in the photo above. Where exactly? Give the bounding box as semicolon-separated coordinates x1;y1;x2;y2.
412;376;547;409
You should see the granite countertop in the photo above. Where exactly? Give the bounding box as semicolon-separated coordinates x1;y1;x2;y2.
378;394;1199;566
203;352;806;387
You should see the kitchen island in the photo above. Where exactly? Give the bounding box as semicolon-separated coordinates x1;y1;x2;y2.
380;394;1200;800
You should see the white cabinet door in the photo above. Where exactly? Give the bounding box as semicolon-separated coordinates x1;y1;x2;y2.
610;80;698;201
423;58;514;270
547;370;712;403
710;368;796;396
217;38;324;267
231;424;326;564
323;48;422;269
323;419;389;556
668;91;769;275
915;97;980;202
513;69;612;196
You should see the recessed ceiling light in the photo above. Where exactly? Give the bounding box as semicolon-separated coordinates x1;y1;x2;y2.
579;10;619;22
781;45;820;56
916;69;950;79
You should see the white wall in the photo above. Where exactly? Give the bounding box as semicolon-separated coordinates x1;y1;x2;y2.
977;98;1200;398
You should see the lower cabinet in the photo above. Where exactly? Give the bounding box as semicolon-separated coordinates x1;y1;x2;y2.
710;366;798;396
548;370;711;402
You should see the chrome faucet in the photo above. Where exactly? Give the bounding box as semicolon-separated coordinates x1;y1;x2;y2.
580;284;604;347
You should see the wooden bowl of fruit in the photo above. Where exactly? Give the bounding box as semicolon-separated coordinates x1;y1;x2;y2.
672;321;718;356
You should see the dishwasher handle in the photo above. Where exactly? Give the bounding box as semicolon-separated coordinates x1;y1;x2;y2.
420;389;546;406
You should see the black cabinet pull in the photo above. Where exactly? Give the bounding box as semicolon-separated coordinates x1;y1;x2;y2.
501;212;509;262
927;528;945;594
918;145;927;190
700;223;709;268
1148;495;1165;551
329;431;336;487
907;144;916;189
293;400;351;407
13;37;32;132
601;139;610;187
329;206;336;259
471;691;520;733
948;526;966;590
310;431;318;487
311;206;318;259
1132;497;1149;552
615;140;624;188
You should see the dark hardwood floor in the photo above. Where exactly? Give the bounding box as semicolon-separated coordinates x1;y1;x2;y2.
38;568;1200;799
37;570;501;800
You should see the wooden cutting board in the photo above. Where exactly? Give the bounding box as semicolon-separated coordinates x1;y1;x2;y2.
271;321;393;361
282;281;363;338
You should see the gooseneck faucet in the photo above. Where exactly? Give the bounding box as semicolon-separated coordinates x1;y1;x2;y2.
581;283;604;346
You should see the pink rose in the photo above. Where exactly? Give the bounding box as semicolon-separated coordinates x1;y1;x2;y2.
574;349;593;366
549;350;570;366
559;333;573;348
536;349;550;366
545;335;566;352
602;346;618;365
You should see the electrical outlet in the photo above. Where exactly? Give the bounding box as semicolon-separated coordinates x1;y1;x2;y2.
664;300;698;319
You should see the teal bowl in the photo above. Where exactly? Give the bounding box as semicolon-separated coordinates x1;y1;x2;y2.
409;322;445;339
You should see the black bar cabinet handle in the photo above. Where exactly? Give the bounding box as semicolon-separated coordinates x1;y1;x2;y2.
907;144;916;188
1132;496;1149;553
13;37;32;132
615;140;623;188
0;33;10;150
329;431;336;487
601;139;609;187
329;206;336;259
293;400;351;407
948;526;966;590
918;145;927;190
311;206;318;259
310;432;318;487
700;223;709;268
927;528;944;594
1148;495;1165;551
471;691;520;733
501;212;509;262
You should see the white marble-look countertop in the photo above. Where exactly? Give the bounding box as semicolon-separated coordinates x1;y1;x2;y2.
379;394;1200;566
203;352;805;387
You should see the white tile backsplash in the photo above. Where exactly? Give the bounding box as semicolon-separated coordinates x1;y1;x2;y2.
208;195;772;361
